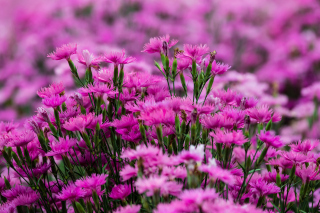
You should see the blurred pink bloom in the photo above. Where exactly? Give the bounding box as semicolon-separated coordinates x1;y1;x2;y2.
47;43;77;60
103;49;136;65
75;173;108;191
142;34;178;54
177;44;209;62
210;130;247;147
258;131;284;148
120;165;138;181
42;95;67;108
109;184;131;200
296;163;320;183
63;113;95;132
37;82;65;98
114;205;141;213
46;136;78;157
290;139;319;154
57;184;85;201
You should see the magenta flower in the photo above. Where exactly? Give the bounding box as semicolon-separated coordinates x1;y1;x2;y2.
121;145;160;161
290;139;319;154
15;163;51;178
77;49;102;69
37;82;65;98
120;125;143;143
109;184;131;200
0;202;15;213
46;136;78;157
114;205;141;213
78;83;117;98
246;105;281;124
9;130;35;147
263;170;289;183
177;59;191;72
12;191;40;207
135;176;182;197
97;68;114;83
2;186;35;201
177;44;209;62
103;49;136;66
142;35;178;54
139;107;175;126
63;113;95;132
47;43;77;60
210;130;247;147
301;82;320;100
221;107;246;129
213;89;239;106
75;173;108;191
244;178;280;202
258;131;284;148
211;60;231;75
237;97;258;109
296;163;320;183
42;95;67;108
111;114;138;131
178;188;218;206
120;165;138;181
280;151;312;165
56;184;85;201
199;159;235;186
178;144;204;166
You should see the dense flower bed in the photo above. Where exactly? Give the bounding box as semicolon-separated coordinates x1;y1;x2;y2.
0;37;319;212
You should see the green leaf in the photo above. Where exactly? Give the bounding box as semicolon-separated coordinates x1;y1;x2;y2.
248;169;261;174
270;202;280;213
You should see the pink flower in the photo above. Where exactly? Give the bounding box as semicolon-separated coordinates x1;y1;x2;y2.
237;97;258;109
9;130;35;147
177;44;209;62
78;83;117;98
280;151;312;165
221;107;246;129
263;170;289;183
178;188;218;206
2;186;35;201
37;82;65;98
178;144;205;166
0;202;15;213
210;130;247;147
246;178;280;197
296;163;320;183
111;114;138;131
301;82;320;100
96;68;113;83
12;191;40;207
139;107;175;126
120;165;138;181
103;49;136;65
246;105;281;124
135;176;182;197
114;205;141;213
14;163;51;178
77;49;102;69
46;136;78;157
121;145;160;161
57;184;85;201
119;125;143;143
63;113;95;132
109;184;131;200
201;114;232;130
258;131;284;148
47;43;77;60
199;159;235;186
75;173;108;191
142;35;178;54
290;139;319;154
213;89;239;106
211;60;231;75
42;95;67;108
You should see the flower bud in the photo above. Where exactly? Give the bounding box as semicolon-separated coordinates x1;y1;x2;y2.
180;72;187;95
82;133;93;151
12;152;22;167
162;41;168;57
37;107;50;123
191;123;196;145
172;58;177;77
206;76;215;97
184;134;190;150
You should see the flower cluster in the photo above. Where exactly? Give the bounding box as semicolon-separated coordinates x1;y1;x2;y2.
0;36;319;213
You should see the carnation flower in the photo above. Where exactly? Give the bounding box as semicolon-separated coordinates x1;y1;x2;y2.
77;49;102;69
139;107;175;126
120;165;138;181
47;43;77;60
12;191;40;207
178;188;218;207
46;136;78;157
9;130;35;147
290;139;319;154
78;83;117;98
37;82;65;98
109;184;131;200
246;105;281;124
75;173;108;191
97;68;114;83
295;163;320;183
121;145;160;161
42;95;67;108
63;113;95;132
211;60;231;75
103;49;136;65
280;151;312;165
2;186;35;201
56;184;85;201
213;89;239;106
263;170;289;183
142;34;178;54
177;44;209;62
258;131;284;148
210;130;247;147
111;114;138;131
178;144;205;167
114;205;141;213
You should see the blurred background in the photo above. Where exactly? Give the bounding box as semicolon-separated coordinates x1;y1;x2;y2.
1;0;320;143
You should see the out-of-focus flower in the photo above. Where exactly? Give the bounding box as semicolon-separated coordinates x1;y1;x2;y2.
47;43;77;60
